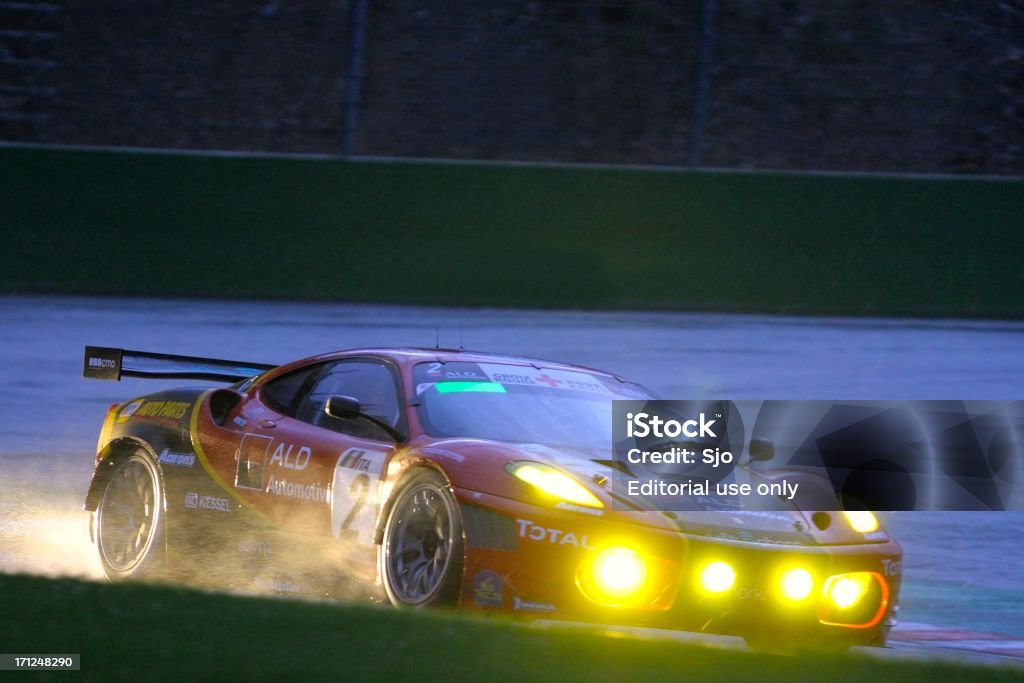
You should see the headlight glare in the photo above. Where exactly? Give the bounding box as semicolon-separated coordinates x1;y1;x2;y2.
591;547;647;598
779;568;814;601
507;462;603;508
699;561;736;594
826;574;870;609
843;510;879;533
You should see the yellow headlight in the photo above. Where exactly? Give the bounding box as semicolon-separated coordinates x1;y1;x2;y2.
507;462;603;508
591;547;647;598
843;511;879;533
779;568;814;601
699;561;736;594
826;574;871;609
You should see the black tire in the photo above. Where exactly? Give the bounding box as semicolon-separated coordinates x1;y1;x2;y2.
380;469;464;607
95;450;166;580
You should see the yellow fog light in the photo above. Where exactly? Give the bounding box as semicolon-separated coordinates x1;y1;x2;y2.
779;568;813;601
699;561;736;594
592;547;647;599
826;574;870;609
843;511;879;534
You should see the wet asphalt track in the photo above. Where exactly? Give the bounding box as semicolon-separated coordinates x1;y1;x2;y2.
2;294;1023;663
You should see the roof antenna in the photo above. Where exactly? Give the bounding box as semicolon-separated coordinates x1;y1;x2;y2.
435;326;440;350
459;321;464;351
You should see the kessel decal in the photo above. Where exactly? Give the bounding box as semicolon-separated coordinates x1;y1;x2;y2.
331;447;389;544
185;491;231;513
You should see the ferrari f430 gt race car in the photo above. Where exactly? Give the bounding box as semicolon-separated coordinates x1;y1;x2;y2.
82;346;901;649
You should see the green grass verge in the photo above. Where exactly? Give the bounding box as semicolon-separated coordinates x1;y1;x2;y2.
0;573;1018;682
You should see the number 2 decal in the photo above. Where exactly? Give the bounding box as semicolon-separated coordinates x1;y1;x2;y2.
338;474;370;536
331;448;388;544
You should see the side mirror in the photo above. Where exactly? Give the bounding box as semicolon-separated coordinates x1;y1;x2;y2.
324;395;404;443
325;395;362;420
749;437;775;462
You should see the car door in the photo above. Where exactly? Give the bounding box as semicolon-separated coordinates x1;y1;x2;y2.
238;357;405;546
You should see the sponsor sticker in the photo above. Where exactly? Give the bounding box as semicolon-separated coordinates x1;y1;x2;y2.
478;364;611;395
512;597;556;613
269;443;311;470
331;447;389;543
158;448;196;467
134;400;190;420
117;400;143;423
235;433;273;490
238;538;271;558
185;491;231;512
264;475;329;504
515;519;594;549
473;571;503;607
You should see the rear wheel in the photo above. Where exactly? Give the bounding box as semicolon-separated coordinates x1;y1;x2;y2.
96;451;165;580
380;469;463;607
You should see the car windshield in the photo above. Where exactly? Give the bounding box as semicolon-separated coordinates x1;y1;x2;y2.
413;361;653;449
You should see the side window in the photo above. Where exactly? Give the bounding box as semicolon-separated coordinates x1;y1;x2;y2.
295;360;403;440
261;364;323;416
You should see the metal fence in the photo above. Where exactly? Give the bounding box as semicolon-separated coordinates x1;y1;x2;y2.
1;0;1021;175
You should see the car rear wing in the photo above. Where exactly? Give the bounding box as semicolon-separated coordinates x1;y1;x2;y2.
83;346;276;382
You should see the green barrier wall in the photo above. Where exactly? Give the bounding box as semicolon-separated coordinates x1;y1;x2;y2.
3;145;1022;317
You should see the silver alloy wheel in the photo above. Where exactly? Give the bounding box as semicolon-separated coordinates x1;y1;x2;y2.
97;453;162;577
383;474;461;605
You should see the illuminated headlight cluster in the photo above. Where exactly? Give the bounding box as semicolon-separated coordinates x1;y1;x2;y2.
779;568;814;601
577;547;651;607
699;561;736;594
506;462;603;508
843;511;879;533
819;572;889;626
690;561;888;627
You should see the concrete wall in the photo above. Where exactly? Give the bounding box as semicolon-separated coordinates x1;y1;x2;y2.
4;145;1022;317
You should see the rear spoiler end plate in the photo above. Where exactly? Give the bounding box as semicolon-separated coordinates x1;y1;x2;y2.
83;346;276;382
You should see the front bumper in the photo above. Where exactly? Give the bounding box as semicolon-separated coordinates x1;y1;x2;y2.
455;490;902;644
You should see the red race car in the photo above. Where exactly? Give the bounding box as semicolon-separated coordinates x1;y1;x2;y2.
82;345;901;649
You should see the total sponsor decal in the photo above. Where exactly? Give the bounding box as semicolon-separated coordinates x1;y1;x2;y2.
473;570;503;607
882;558;902;577
512;596;556;613
264;475;328;504
184;491;232;512
158;448;196;467
516;519;594;549
478;364;611;395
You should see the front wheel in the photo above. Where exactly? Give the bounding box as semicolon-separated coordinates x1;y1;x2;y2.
380;469;464;607
95;451;165;580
